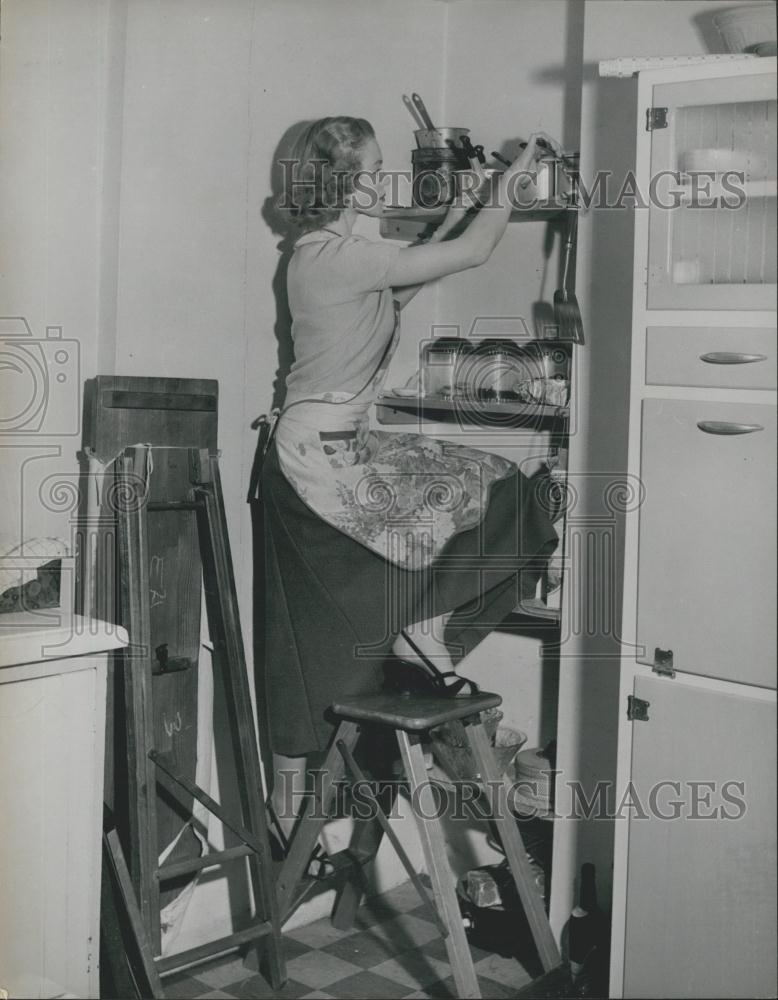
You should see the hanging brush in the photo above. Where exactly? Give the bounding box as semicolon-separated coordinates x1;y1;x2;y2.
553;208;585;344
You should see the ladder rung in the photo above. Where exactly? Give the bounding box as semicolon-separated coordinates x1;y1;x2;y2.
155;921;273;974
156;844;254;881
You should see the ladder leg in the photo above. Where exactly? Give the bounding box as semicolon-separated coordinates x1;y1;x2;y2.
116;450;161;954
465;721;561;973
194;451;286;988
103;829;166;999
397;730;481;1000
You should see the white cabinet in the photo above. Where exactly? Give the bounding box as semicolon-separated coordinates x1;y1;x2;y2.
0;614;127;1000
612;58;777;998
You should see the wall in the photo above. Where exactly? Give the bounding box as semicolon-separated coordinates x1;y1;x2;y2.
0;0;113;560
548;0;744;939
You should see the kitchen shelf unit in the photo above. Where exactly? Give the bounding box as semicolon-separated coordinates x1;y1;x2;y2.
374;170;580;944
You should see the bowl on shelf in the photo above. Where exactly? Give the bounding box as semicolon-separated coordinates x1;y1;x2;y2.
712;3;776;54
429;711;528;782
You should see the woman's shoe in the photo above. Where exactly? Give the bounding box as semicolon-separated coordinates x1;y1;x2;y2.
306;843;337;881
265;802;337;881
435;670;479;697
384;630;479;698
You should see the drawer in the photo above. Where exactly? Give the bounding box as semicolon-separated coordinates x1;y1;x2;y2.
646;326;776;390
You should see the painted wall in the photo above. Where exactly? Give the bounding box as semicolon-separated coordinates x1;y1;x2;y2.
0;0;120;611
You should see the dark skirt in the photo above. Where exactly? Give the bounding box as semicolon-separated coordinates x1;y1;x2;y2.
260;442;558;756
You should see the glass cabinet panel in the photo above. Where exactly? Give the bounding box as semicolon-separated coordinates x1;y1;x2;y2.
647;73;777;310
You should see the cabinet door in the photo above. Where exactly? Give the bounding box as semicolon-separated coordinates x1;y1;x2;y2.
636;398;776;687
0;664;104;998
622;676;777;999
646;72;776;310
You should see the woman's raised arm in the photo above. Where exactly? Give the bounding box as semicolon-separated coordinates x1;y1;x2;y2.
386;132;561;288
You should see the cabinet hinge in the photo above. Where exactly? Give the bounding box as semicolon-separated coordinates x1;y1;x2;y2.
646;106;668;131
652;647;675;678
627;695;650;722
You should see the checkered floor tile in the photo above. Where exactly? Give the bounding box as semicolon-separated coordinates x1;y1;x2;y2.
159;877;556;999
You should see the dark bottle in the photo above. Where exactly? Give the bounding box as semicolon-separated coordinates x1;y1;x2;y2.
568;863;607;994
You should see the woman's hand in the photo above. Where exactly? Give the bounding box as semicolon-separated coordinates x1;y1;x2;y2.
511;131;564;172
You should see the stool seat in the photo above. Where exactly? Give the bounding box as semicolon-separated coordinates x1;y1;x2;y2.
331;690;502;731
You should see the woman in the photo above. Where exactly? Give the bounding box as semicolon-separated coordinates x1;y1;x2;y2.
262;116;561;836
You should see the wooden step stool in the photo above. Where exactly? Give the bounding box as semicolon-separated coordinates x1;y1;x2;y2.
276;690;561;1000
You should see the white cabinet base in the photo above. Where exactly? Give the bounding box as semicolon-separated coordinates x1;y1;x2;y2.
0;614;127;1000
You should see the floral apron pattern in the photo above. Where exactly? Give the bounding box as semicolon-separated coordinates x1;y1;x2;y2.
274;308;516;571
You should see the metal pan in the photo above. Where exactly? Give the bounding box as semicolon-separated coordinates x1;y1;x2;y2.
415;126;471;149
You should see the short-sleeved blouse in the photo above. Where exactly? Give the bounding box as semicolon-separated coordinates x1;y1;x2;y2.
284;230;401;404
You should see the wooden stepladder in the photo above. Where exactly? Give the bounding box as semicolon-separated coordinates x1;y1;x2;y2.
86;376;285;989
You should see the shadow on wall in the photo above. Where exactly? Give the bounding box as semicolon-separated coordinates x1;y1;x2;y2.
261;120;318;412
251;119;317;769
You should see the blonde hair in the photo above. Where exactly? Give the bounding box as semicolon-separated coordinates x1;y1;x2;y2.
280;116;375;232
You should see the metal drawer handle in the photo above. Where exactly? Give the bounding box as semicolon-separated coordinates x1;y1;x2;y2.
697;420;764;435
699;351;768;365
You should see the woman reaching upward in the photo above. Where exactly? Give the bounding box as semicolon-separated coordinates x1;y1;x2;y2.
261;116;560;836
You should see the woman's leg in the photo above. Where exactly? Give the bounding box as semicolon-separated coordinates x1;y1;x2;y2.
391;610;455;673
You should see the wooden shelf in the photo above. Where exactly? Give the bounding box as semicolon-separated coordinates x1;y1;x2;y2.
379;200;570;241
499;599;562;638
376;392;568;428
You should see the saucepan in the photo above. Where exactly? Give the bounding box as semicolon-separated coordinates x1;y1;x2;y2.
404;92;471;149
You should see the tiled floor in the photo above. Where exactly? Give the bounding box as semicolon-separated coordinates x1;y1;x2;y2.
160;878;547;999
